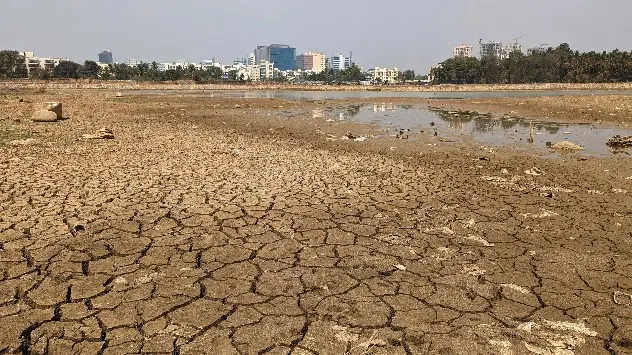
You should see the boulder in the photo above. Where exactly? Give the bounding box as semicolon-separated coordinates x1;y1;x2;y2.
607;135;632;148
31;110;58;122
551;141;585;151
42;102;63;119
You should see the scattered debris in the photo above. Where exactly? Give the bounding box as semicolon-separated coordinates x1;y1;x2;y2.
396;129;410;139
588;190;604;195
551;141;585;151
333;325;359;343
501;284;531;294
521;209;559;219
9;138;38;146
607;135;632;148
525;167;545;176
613;188;627;194
463;235;495;247
501;168;509;174
393;264;407;271
540;192;554;198
82;128;114;140
354;137;366;142
113;277;128;285
115;92;123;97
462;264;486;276
614;291;632;306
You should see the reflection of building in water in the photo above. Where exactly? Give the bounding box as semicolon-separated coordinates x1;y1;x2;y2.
312;109;323;118
447;119;466;130
372;103;396;112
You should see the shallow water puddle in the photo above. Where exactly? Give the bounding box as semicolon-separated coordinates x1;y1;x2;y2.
301;104;632;157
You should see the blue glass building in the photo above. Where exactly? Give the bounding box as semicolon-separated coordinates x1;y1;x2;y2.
255;44;296;70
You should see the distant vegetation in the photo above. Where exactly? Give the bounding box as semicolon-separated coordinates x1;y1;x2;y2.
431;43;632;84
0;50;225;83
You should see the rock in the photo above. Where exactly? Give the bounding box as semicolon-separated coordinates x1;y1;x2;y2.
31;110;58;122
607;135;632;148
82;128;114;140
525;167;545;176
551;141;585;151
115;92;123;97
41;102;63;119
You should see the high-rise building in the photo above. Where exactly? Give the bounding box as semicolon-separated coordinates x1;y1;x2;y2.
248;53;255;66
98;51;113;64
296;52;325;72
254;46;269;64
330;54;347;72
453;45;473;58
253;44;296;71
479;40;503;59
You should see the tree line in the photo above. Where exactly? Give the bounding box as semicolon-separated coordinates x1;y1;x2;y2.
1;50;424;84
431;43;632;84
0;50;226;83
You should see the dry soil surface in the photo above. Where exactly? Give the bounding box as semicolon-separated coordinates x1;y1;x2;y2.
1;91;632;355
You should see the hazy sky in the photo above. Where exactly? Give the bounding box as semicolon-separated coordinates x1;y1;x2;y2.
1;0;631;73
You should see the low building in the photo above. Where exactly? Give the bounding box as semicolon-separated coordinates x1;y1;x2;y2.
453;45;473;58
21;52;68;74
200;60;221;71
126;58;142;66
231;61;274;82
368;67;399;84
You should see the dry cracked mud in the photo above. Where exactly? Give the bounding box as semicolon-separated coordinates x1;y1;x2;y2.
1;90;632;354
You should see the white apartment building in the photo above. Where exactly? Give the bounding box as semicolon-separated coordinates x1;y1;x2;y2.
502;43;523;59
200;60;221;71
126;58;142;66
368;67;399;84
453;45;473;58
21;52;68;73
231;61;274;81
156;61;200;71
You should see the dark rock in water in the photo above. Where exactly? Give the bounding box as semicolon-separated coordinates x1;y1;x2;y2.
607;135;632;148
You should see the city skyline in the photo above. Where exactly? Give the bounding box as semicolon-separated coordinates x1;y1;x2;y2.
1;0;632;73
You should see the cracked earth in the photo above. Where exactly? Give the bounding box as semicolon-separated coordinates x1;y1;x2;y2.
1;91;632;354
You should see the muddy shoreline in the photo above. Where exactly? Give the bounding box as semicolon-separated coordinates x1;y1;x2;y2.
3;80;632;92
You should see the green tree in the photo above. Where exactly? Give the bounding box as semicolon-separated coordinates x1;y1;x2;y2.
402;70;416;81
52;61;82;79
81;60;101;79
0;50;27;78
29;67;51;80
339;64;365;82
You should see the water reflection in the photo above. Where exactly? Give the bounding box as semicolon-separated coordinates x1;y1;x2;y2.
312;104;632;157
